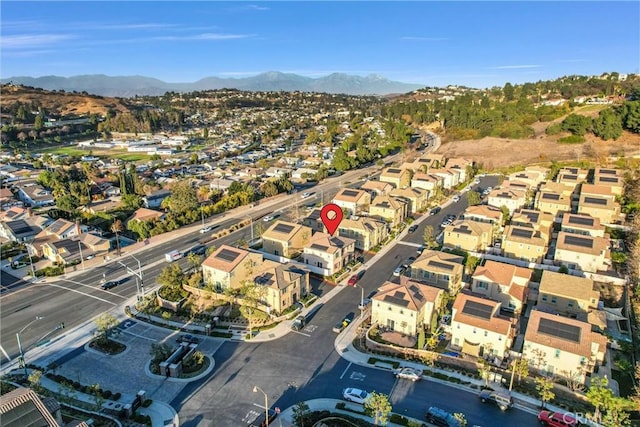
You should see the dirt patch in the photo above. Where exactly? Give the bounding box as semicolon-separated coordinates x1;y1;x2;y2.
437;132;640;169
594;281;625;306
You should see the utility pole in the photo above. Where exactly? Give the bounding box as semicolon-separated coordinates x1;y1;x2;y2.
118;259;144;300
78;241;85;270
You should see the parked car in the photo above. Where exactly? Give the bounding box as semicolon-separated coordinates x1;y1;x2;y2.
403;256;416;268
392;266;406;277
177;334;200;344
189;245;207;256
263;214;279;222
333;312;355;333
430;207;442;216
394;367;422;382
301;192;313;199
408;224;418;233
291;315;306;331
348;274;359;286
425;406;459;427
479;389;514;411
342;387;370;404
417;245;425;255
199;225;214;234
537;410;580;427
250;408;278;427
452;195;460;203
101;280;118;290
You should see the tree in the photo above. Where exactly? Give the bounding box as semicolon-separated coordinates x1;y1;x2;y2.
621;101;640;133
477;359;491;386
592;108;623;140
602;397;633;427
587;376;614;420
292;401;310;427
94;313;119;344
163;180;198;214
503;82;515;101
121;194;142;210
423;225;437;249
111;219;123;256
238;281;268;338
465;255;480;274
186;252;203;271
499;205;511;225
466;190;482;206
157;263;184;288
150;342;174;362
561;114;592;136
28;369;43;393
364;391;392;426
513;358;529;384
535;376;555;409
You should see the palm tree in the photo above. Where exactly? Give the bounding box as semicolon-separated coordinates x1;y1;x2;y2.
111;219;123;256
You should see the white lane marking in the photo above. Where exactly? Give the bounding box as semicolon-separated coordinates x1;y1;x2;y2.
57;278;128;298
43;283;117;304
122;330;157;342
0;345;12;362
395;241;422;248
290;330;310;337
339;362;352;380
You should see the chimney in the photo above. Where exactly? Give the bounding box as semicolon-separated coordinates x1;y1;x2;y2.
75;219;82;236
27;207;33;218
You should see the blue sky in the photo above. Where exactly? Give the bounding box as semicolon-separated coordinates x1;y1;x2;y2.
2;1;638;89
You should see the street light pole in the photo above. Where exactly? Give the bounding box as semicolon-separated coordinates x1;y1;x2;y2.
78;241;85;271
26;248;36;279
17;316;44;377
356;284;364;319
253;385;269;427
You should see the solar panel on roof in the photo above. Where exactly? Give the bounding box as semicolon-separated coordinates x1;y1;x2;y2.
387;168;402;173
511;228;533;239
563;235;593;248
8;220;32;235
341;189;359;197
383;294;409;307
408;285;425;301
584;196;607;205
428;260;455;271
216;248;241;262
599;176;618;183
567;216;594;226
453;225;472;234
599;169;616;175
461;300;493;320
538;317;581;343
542;193;560;200
273;223;295;234
561;174;578;181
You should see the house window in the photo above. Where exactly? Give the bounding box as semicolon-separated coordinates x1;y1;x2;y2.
473;328;477;334
484;331;488;337
477;282;488;290
542;294;548;302
551;296;557;304
400;310;404;315
568;302;574;308
555;349;561;358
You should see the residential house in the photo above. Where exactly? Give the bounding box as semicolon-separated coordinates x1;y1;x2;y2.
15;185;55;207
561;213;605;238
77;232;111;254
593;167;623;195
0;187;22;210
443;220;493;252
331;188;372;216
0;219;42;242
487;188;527;214
535;186;573;219
42;239;89;264
262;220;312;258
446;158;474;183
450;293;517;358
359;180;394;196
553;231;610;273
390;187;428;214
557;167;589;182
142;189;171;209
501;225;548;263
408;250;464;294
508;168;548;189
429;168;459;189
523;309;607;383
302;209;326;233
461;205;504;228
410;173;442;195
379;167;411;189
369;195;408;226
500;179;530;194
577;184;621;224
126;207;166;226
510;209;554;242
419;153;447;169
28;218;88;256
0;206;30;222
201;245;263;291
253;261;310;314
337;217;388;251
556;172;585;189
0;386;82;427
302;232;355;276
471;260;532;314
371;280;444;336
536;270;599;320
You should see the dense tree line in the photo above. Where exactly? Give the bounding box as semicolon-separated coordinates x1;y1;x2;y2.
546;101;640;141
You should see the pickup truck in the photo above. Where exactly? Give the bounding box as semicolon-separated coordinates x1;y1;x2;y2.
291;315;306;331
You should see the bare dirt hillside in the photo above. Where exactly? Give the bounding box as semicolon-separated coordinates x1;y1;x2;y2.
438;132;640;169
1;84;131;116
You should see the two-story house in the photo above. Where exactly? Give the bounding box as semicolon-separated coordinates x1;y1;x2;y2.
561;213;605;238
461;205;504;228
390;187;428;214
408;250;464;294
510;209;554;242
536;270;599;320
501;225;548;263
535;182;574;219
202;245;263;291
523;309;607;383
337;217;388;251
593;167;623;195
577;184;621;225
379;167;411;189
429;168;459;189
28;219;89;257
360;180;394;197
487;188;527;214
443;220;493;253
15;185;55;207
451;293;517;358
471;260;532;314
302;209;326;233
262;220;312;258
302;232;355;276
507;168;547;189
332;188;372;216
411;173;443;194
142;189;172;209
371;280;444;337
446;158;474;183
253;261;310;314
0;219;43;242
369;195;408;226
553;231;610;273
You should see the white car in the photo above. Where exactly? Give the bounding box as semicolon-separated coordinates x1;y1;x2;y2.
395;367;422;382
263;215;275;222
452;195;460;203
393;266;406;277
199;225;213;234
301;192;312;199
342;388;369;404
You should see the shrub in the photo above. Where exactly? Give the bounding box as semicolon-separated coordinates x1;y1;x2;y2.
558;135;585;144
113;392;121;401
142;399;153;408
390;413;410;426
102;390;112;399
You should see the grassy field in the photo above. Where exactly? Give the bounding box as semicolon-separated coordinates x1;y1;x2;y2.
574;104;608;114
38;145;151;162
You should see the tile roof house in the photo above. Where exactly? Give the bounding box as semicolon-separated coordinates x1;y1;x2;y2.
500;179;530;193
510;209;554;242
202;245;263;291
577;191;621;225
302;232;355;276
126;207;166;225
561;213;605;238
302;208;326;233
429;168;459;189
534;186;573;219
501;224;548;263
443;220;493;252
0;206;30;222
461;205;503;227
486;188;527;214
557;167;589;182
28;219;88;257
360;180;394;196
42;239;90;264
379;167;411;189
0;187;23;210
471;260;532;314
507;168;548;188
451;292;517;358
252;260;310;314
0;386;79;427
371;280;444;337
410;173;442;193
0;219;42;242
262;220;312;258
593;167;623;195
536;270;600;320
369;195;408;226
331;188;372;216
390;187;428;214
523;309;607;383
142;189;171;209
408;249;464;294
553;231;610;273
337;216;389;251
446;158;474;182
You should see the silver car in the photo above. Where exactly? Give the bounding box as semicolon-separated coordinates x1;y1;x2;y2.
394;367;422;382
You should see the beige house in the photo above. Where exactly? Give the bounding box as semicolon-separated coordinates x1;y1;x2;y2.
523;309;607;383
42;239;90;264
126;207;166;225
535;189;572;219
536;270;599;320
593;167;623;195
487;188;527;214
28;218;89;257
451;293;516;358
510;209;554;242
502;225;548;263
556;171;585;189
332;188;372;216
202;245;263;291
369;195;408;226
461;205;503;227
443;220;493;252
429;168;459;189
577;193;621;225
262;220;312;258
508;168;548;189
561;213;605;238
390;187;429;214
379;167;412;189
302;232;355;276
411;173;442;193
408;250;464;294
360;180;394;196
253;260;310;314
557;167;589;182
371;280;444;336
501;179;530;193
446;158;474;182
337;217;388;251
553;231;610;272
471;260;532;314
302;209;326;233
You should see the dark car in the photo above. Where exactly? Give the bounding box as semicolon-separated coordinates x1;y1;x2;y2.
333;312;355;333
189;245;207;256
430;207;442;216
408;224;418;233
425;406;459;427
101;280;118;290
250;408;278;427
177;334;200;344
479;389;514;411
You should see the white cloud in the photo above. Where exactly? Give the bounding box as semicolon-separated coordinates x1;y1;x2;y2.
487;64;542;70
154;33;253;41
243;4;269;11
400;36;448;42
91;23;179;30
2;34;75;49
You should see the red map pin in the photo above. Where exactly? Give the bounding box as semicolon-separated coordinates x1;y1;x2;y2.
320;203;343;236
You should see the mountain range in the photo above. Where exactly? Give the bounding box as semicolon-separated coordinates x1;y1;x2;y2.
1;72;425;97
